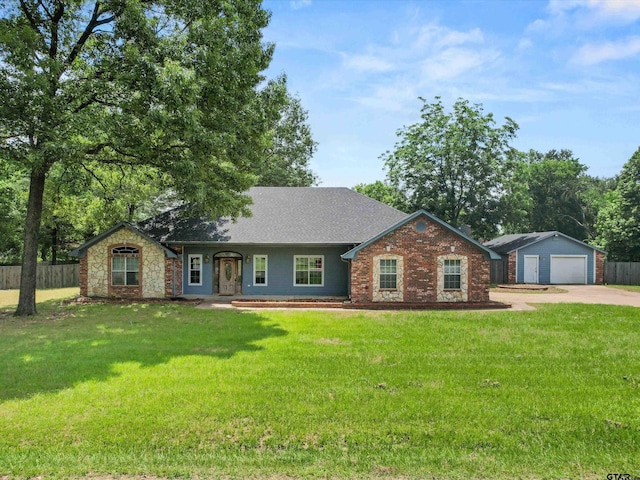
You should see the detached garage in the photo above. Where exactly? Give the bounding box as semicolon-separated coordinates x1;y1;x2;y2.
485;231;606;285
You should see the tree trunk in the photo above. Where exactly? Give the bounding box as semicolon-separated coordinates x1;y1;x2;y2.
15;168;47;316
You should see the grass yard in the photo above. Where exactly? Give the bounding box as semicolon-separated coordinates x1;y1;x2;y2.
0;287;79;307
607;285;640;293
0;301;638;479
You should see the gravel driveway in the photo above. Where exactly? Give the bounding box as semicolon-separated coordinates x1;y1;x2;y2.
491;285;640;311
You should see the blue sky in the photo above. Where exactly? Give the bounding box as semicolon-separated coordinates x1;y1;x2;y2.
261;0;640;187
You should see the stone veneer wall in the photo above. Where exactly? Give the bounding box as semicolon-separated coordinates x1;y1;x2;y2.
349;216;490;303
436;254;468;302
595;251;605;285
86;228;166;298
372;254;404;302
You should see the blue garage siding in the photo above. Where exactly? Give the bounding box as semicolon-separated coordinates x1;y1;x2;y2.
182;245;350;296
516;235;595;284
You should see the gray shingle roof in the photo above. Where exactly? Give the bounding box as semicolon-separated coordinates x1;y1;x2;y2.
138;187;409;245
484;231;606;254
483;232;553;254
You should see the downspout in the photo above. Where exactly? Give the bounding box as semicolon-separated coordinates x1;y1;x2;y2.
340;253;353;301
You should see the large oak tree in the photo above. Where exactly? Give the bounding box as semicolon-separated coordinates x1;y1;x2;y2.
0;0;278;315
382;97;519;239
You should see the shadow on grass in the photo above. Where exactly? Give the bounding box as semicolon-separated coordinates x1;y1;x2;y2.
0;302;287;401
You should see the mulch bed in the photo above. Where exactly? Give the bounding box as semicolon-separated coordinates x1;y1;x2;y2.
231;300;344;309
343;301;511;310
64;296;203;306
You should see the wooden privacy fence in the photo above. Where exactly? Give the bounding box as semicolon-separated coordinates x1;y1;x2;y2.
604;262;640;286
490;259;508;285
0;263;79;290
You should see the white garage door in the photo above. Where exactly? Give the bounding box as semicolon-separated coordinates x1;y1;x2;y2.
550;256;587;284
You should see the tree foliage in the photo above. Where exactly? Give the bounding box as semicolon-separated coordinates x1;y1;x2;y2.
382;97;518;239
501;150;610;240
38;162;175;263
596;147;640;261
0;160;27;264
256;78;318;186
353;181;408;212
0;0;277;315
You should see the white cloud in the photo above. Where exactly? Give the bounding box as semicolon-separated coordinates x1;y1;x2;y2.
518;38;533;50
349;83;418;113
548;0;640;21
341;54;394;72
290;0;311;10
572;36;640;64
423;47;498;81
326;21;509;114
415;24;484;49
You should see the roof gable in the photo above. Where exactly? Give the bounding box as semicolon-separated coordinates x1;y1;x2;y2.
69;223;177;258
138;187;409;245
341;210;501;260
484;231;606;254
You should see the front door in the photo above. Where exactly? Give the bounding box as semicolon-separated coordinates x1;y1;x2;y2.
523;255;539;284
219;258;237;295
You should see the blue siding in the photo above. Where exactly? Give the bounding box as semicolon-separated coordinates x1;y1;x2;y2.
516;235;595;284
182;245;349;296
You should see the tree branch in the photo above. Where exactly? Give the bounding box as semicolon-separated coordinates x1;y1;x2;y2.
19;0;40;30
80;161;109;193
36;0;52;19
48;1;64;59
65;1;116;67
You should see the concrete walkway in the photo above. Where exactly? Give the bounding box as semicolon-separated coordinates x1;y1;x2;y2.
490;285;640;311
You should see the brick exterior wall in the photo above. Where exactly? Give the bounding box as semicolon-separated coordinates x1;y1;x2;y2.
508;252;517;284
79;255;88;296
595;251;605;285
349;216;491;303
165;257;183;297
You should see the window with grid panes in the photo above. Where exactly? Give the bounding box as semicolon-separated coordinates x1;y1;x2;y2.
294;256;323;286
444;259;461;289
111;246;139;286
379;259;397;289
254;255;267;285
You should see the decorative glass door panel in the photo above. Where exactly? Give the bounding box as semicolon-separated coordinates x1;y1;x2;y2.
219;259;236;295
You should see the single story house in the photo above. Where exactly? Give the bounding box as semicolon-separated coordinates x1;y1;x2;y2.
484;231;606;285
70;187;501;306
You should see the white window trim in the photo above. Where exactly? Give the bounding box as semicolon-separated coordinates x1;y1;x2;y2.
188;254;203;286
293;255;325;287
379;258;398;290
443;258;462;290
111;247;140;287
253;254;268;287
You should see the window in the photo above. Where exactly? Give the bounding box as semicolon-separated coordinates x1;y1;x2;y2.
111;246;139;286
444;259;461;289
188;255;203;286
379;259;397;289
254;255;268;286
294;255;324;286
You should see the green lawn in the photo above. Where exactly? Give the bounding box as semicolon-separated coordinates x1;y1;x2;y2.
0;287;79;307
0;301;638;479
608;284;640;292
